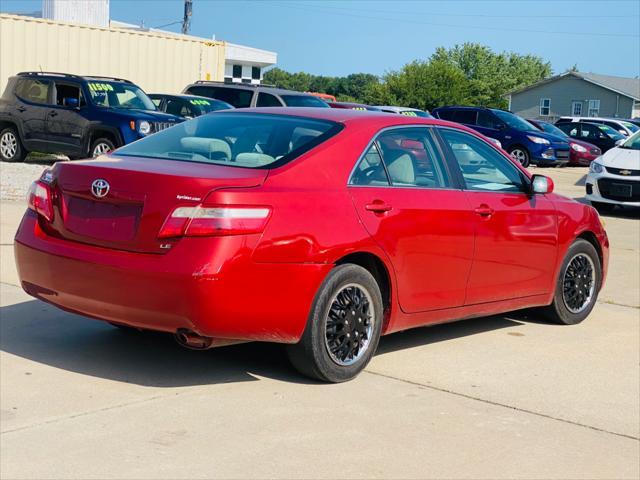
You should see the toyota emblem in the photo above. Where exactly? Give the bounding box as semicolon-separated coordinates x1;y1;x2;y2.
91;179;110;198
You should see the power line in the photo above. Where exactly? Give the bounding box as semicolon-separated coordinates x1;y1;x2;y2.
268;2;639;38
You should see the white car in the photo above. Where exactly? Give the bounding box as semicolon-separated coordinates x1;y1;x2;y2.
558;117;639;137
586;131;640;211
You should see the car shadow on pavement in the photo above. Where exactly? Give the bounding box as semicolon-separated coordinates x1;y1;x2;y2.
572;197;640;219
0;298;545;387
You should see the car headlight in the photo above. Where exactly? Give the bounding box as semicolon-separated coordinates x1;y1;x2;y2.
526;135;550;145
589;159;604;173
138;120;152;136
571;142;587;153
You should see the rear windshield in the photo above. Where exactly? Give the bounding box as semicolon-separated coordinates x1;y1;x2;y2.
280;95;330;108
185;86;253;108
115;113;342;168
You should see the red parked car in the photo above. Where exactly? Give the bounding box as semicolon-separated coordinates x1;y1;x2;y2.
528;118;601;166
15;108;609;382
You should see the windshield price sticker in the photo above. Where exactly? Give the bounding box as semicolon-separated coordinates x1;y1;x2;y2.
401;111;418;116
190;99;211;106
88;83;114;92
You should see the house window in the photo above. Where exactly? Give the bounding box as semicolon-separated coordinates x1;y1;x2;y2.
571;101;583;116
588;99;600;117
232;64;242;78
539;98;551;116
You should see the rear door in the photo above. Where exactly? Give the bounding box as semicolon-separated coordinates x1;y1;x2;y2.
14;78;51;148
437;127;558;304
348;127;475;313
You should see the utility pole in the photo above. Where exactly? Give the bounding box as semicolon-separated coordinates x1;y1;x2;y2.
182;0;193;35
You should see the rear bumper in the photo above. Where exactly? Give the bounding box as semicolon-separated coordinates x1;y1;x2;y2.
14;211;330;343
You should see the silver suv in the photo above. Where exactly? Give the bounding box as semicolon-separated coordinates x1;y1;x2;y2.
182;82;329;109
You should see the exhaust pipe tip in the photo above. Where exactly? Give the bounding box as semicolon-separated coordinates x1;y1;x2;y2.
174;329;214;350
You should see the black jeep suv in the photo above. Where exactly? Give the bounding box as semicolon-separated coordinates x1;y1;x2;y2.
0;72;183;162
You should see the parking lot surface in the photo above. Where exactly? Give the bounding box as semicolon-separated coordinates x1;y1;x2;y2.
1;165;638;479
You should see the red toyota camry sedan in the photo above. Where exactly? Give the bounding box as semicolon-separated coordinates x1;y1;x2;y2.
15;108;609;382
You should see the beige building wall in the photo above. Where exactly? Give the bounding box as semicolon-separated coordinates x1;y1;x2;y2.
0;14;226;95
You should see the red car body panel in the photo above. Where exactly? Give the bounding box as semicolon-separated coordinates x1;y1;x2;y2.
14;108;609;344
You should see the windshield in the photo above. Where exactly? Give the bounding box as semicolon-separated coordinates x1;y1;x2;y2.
493;110;536;132
620;121;640;133
115;113;341;168
280;95;330;108
536;121;568;138
620;131;640;150
598;124;625;140
87;81;156;110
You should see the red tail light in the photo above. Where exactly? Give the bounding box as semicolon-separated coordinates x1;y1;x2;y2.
158;205;271;238
27;181;54;222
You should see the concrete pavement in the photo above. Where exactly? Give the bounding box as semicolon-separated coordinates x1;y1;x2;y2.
1;167;639;479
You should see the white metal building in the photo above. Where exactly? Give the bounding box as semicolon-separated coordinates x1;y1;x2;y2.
0;0;277;94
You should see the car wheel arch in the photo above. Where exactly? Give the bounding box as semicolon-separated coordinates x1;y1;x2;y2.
86;127;123;155
576;230;604;269
334;251;393;331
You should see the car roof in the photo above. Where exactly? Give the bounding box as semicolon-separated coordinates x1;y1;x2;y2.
186;82;314;97
16;71;134;84
216;106;458;129
149;93;226;101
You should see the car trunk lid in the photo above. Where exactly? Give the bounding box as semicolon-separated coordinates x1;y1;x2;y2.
45;155;267;253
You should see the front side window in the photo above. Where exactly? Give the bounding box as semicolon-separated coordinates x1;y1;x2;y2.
165;98;191;117
87;81;156;110
280;95;330;108
556;122;578;137
350;128;450;188
16;79;51;104
115;113;341;168
588;99;600;117
477;111;501;129
257;92;282;107
539;98;551;116
54;82;85;107
572;101;583;116
440;128;527;193
493;110;537;132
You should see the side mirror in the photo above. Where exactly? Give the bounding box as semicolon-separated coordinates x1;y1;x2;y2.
63;97;79;108
531;174;554;194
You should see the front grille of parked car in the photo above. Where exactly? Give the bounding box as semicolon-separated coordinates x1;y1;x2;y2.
556;150;569;159
605;166;640;176
153;122;174;133
598;178;640;201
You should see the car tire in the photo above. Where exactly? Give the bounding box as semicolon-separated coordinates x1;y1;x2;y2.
0;127;26;162
287;264;384;383
539;239;602;325
508;146;530;168
591;201;615;213
90;138;115;157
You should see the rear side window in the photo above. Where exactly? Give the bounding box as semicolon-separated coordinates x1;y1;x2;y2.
280;95;330;108
115;113;342;168
350;128;450;189
15;78;51;104
435;109;455;121
186;86;253;108
453;110;477;125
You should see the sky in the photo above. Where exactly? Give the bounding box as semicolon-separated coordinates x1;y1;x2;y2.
3;0;639;79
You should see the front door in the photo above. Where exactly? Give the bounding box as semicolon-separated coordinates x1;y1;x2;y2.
348;127;475;313
437;127;558;304
46;81;87;155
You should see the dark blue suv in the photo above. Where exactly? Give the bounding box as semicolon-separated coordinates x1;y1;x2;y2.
0;72;183;161
432;106;570;167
